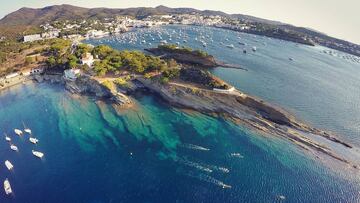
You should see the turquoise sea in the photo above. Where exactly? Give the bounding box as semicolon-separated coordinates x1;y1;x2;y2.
0;25;359;202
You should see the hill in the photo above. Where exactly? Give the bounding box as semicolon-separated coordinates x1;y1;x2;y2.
0;4;359;56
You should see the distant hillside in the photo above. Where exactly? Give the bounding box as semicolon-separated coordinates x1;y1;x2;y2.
0;4;358;56
0;4;284;27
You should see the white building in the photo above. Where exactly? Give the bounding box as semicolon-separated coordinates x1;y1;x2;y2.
22;67;44;76
5;72;19;79
41;30;60;39
81;53;94;67
23;34;42;42
64;69;81;81
86;30;109;38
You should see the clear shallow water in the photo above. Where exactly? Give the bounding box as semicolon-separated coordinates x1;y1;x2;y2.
0;25;359;202
0;82;359;202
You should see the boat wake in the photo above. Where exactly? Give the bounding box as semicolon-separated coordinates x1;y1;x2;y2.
176;158;213;173
179;143;210;151
186;171;232;189
176;157;230;174
230;153;244;158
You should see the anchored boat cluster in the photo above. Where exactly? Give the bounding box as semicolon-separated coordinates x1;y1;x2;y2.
3;125;44;196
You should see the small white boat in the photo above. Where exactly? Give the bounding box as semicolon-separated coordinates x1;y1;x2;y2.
5;160;13;170
14;129;23;136
160;40;167;44
4;179;12;195
24;128;32;134
277;195;286;200
32;150;44;158
252;46;257;52
10;145;18;152
226;44;234;49
29;137;39;144
5;136;11;142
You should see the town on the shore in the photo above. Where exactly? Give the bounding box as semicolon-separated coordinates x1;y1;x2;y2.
21;14;254;42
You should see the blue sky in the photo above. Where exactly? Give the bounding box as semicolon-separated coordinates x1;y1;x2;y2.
1;0;359;44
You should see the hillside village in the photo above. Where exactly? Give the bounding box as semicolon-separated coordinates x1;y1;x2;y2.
21;13;253;43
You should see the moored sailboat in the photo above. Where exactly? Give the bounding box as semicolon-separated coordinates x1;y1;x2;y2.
4;179;12;195
32;150;44;158
5;160;13;170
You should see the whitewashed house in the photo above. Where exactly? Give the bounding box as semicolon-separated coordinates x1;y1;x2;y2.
41;30;60;39
5;72;19;79
23;34;42;42
81;53;94;67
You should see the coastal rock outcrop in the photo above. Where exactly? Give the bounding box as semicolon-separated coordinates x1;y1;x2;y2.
65;76;111;97
145;47;218;68
136;77;355;166
64;76;132;106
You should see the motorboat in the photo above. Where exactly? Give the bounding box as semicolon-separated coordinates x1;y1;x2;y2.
5;136;11;142
32;150;44;158
24;128;32;134
5;160;13;170
4;179;12;195
29;137;39;144
252;46;257;52
10;145;18;152
14;129;23;136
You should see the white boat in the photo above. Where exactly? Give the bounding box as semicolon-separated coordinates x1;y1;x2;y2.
32;150;44;158
226;44;234;49
5;136;11;142
160;40;167;44
14;129;23;136
252;46;257;52
24;128;32;134
29;137;39;144
4;179;12;195
5;160;13;170
10;145;18;151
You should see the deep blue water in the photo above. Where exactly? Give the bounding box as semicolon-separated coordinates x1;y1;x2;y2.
0;25;359;202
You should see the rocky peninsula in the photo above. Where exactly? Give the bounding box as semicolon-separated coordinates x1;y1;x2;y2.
139;45;357;169
145;44;247;70
2;41;357;170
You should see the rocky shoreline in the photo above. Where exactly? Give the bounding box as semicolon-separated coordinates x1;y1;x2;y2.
145;47;247;70
5;70;357;169
32;73;133;106
135;77;358;168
